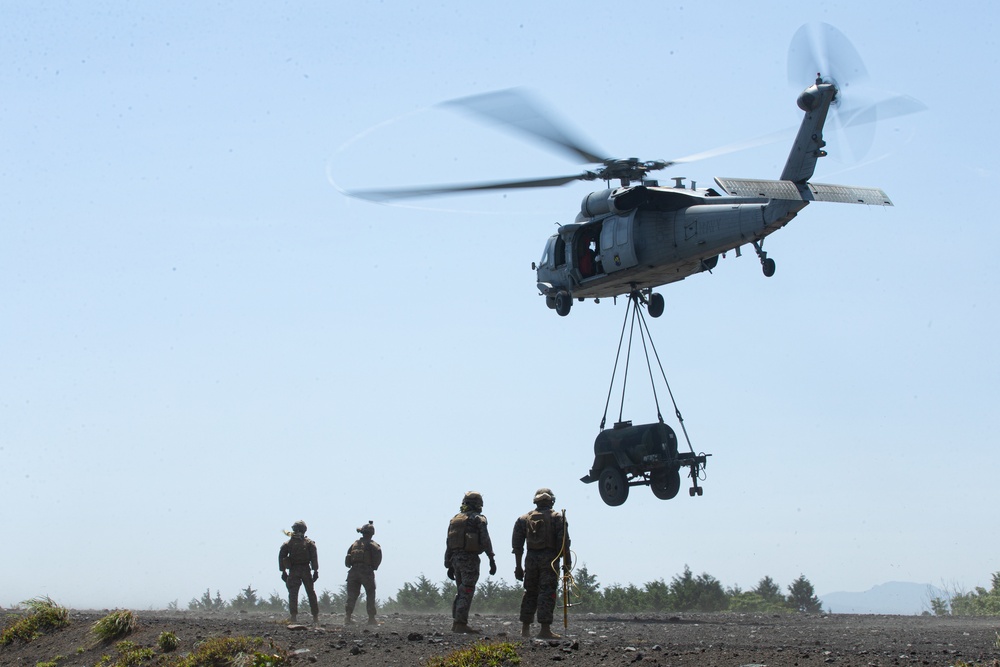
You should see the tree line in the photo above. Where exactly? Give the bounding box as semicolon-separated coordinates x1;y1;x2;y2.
183;565;824;614
929;572;1000;616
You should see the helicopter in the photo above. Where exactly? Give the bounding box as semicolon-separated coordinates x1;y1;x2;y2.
347;24;923;318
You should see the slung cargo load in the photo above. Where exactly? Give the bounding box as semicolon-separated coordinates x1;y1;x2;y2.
581;420;709;506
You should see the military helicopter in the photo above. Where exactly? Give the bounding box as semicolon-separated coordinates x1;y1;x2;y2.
347;24;923;317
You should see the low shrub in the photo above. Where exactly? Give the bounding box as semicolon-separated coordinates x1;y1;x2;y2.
0;596;70;646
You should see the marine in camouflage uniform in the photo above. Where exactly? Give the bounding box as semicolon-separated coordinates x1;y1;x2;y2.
512;488;570;639
278;520;320;624
444;491;497;634
344;521;382;626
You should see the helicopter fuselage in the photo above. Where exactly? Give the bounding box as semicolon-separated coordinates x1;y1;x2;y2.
535;184;805;304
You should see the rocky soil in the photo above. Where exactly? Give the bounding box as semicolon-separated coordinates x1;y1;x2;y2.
2;608;999;666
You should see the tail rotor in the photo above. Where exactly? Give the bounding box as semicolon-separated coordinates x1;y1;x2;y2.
787;22;925;162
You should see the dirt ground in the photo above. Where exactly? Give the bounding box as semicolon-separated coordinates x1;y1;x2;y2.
3;608;999;667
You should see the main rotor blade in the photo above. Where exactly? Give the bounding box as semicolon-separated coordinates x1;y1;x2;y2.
347;173;588;202
667;127;794;165
442;88;609;165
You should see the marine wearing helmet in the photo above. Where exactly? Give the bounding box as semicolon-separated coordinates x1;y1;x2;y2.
444;491;497;634
344;520;382;626
512;488;570;639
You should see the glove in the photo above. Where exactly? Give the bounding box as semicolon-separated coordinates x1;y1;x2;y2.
488;557;497;576
312;571;319;582
281;572;288;582
447;567;455;581
514;565;524;581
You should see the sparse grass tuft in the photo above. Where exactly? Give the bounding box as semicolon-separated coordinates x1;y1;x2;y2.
90;610;138;643
173;635;287;667
426;640;521;667
35;656;65;667
93;640;154;667
0;596;70;646
158;630;179;652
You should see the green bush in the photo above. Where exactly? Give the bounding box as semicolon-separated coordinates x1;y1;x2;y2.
0;596;70;646
90;610;137;643
158;631;179;652
174;636;286;667
94;639;154;667
426;640;520;667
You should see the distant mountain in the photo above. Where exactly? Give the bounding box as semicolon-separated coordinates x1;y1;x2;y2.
820;581;946;615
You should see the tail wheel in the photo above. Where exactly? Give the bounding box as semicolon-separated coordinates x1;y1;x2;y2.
648;292;665;318
598;467;629;506
762;257;776;277
555;291;572;316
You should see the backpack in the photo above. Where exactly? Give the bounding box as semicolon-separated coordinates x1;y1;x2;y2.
525;510;558;550
447;513;482;553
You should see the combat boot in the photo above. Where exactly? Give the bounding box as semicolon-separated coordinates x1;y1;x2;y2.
289;613;297;624
521;622;532;637
537;624;561;639
451;621;480;634
367;616;378;626
312;613;319;624
344;612;354;625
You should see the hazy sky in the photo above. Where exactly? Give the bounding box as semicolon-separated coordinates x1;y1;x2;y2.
3;1;997;611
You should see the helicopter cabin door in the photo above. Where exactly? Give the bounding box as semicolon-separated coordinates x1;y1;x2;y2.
599;213;638;273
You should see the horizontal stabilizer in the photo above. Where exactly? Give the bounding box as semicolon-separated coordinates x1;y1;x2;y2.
715;177;892;206
808;182;893;205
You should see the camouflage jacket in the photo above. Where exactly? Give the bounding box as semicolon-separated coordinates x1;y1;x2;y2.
345;538;382;570
444;510;495;562
511;507;568;555
279;536;319;571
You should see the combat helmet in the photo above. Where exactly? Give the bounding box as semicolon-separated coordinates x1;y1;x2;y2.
291;520;308;534
462;491;484;511
533;488;555;506
357;521;375;536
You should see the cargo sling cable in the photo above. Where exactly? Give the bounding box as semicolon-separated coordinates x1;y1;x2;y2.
600;291;708;487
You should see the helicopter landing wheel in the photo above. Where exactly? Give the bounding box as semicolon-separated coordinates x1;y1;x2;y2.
545;295;557;310
762;257;776;277
689;485;704;497
554;291;572;317
647;292;665;318
598;467;629;506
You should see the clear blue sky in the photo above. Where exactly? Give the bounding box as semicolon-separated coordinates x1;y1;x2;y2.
2;1;997;610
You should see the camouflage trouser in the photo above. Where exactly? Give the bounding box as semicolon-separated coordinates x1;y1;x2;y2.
286;565;318;617
520;549;560;624
449;551;481;623
346;566;377;618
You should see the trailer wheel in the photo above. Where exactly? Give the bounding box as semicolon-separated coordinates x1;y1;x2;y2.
650;469;681;500
598;467;629;506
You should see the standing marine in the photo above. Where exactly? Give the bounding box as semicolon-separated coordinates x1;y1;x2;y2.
511;488;570;639
344;521;382;626
444;491;497;634
278;520;320;624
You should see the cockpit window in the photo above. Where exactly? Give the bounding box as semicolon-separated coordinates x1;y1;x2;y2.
539;242;550;267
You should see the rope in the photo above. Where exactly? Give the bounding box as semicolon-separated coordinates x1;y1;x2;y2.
599;291;697;456
600;296;634;431
548;509;577;629
634;297;697;455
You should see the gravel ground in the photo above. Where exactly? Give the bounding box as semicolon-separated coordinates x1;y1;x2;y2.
3;609;999;666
